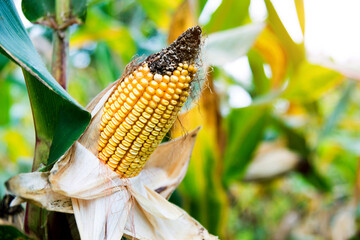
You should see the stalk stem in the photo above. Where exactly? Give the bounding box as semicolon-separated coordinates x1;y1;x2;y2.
51;29;69;90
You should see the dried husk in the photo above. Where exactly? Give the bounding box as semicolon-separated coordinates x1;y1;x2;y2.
6;84;216;239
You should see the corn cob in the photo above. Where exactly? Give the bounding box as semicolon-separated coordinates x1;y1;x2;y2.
97;26;202;178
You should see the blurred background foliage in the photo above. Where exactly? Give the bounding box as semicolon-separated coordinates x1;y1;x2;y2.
1;0;360;239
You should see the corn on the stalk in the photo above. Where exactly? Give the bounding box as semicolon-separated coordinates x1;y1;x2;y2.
97;26;202;178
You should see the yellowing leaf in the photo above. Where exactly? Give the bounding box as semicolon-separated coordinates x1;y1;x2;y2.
3;130;32;162
171;75;228;235
283;62;345;102
168;0;197;44
138;0;182;30
253;26;288;88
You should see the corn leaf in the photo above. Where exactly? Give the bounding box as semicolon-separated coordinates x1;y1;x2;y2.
294;0;305;36
283;62;344;102
137;0;182;30
272;117;330;192
223;106;269;186
264;0;304;67
205;23;265;66
0;225;33;240
0;0;91;167
205;0;251;33
22;0;87;24
168;0;197;44
253;26;288;89
171;77;228;235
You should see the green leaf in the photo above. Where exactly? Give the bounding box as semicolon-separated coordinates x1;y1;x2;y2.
248;50;270;96
223;106;269;186
137;0;182;29
318;81;354;141
0;79;11;125
22;0;55;23
0;0;91;167
22;0;87;24
70;0;87;22
264;0;305;66
205;23;265;66
0;225;33;240
294;0;305;36
272;117;330;192
283;62;344;102
205;0;251;33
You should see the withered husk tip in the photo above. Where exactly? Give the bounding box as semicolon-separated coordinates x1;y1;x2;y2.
145;25;202;74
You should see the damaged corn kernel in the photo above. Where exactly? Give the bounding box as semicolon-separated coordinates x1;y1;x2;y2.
98;62;197;178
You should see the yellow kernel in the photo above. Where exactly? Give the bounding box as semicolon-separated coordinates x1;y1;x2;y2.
153;95;161;103
146;73;153;79
181;70;188;76
145;107;154;114
139;135;147;141
130;129;139;136
126;98;134;105
153;113;161;119
144;126;152;132
140;97;149;105
156;89;164;97
173;70;180;76
175;88;182;94
159;82;167;91
151;118;159;124
143;92;152;100
166;88;175;95
140;78;148;86
124;102;132;111
139;116;147;124
134;105;144;113
169;82;176;89
137;84;144;91
123;121;132;130
148;122;156;128
125;118;134;126
137;101;146;109
149;100;157;109
164;93;172;100
115;148;126;156
150;81;158;88
142;112;151;119
171;76;179;83
146;87;156;95
136;121;144;128
155;108;164;115
163;75;170;83
132;110;141;117
154;74;162;81
179;76;186;83
135;72;143;78
161;99;169;106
